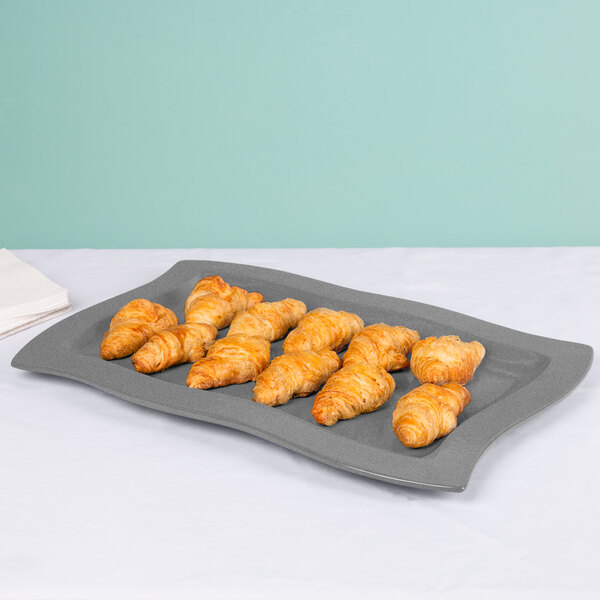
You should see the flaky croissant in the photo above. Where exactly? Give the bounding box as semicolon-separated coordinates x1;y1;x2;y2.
312;363;395;426
100;299;178;360
252;349;341;407
342;323;420;371
392;383;471;448
228;298;307;341
410;335;486;385
282;308;364;354
131;323;218;373
186;334;270;389
184;275;263;329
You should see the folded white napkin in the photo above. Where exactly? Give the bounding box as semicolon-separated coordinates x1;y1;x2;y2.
0;249;71;340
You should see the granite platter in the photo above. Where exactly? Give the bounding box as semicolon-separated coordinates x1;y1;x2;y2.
12;261;594;492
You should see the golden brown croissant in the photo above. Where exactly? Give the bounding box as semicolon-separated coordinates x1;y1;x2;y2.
410;335;486;385
312;363;395;426
252;349;342;407
131;323;218;373
282;308;364;354
186;334;270;389
184;275;263;329
342;323;420;371
392;383;471;448
228;298;307;341
100;299;178;360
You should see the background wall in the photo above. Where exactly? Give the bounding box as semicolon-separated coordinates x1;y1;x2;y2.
1;0;598;249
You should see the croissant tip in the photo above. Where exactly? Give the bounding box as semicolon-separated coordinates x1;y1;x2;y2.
131;356;154;374
395;434;425;448
99;344;120;360
186;373;214;389
312;405;338;426
186;378;199;389
252;381;282;406
393;422;430;448
252;395;278;407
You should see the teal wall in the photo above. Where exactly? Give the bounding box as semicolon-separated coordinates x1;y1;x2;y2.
1;1;599;248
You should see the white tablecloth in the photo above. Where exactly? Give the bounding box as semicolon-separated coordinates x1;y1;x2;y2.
1;248;598;600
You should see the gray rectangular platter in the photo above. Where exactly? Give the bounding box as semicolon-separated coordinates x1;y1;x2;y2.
12;260;594;492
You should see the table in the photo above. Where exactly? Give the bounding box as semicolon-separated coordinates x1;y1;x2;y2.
1;248;598;599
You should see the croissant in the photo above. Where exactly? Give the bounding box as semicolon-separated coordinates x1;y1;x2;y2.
312;363;395;426
252;349;341;407
186;334;270;389
228;298;307;341
392;383;471;448
410;335;486;385
131;323;218;373
184;275;263;329
282;308;364;354
342;323;420;371
100;299;178;360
